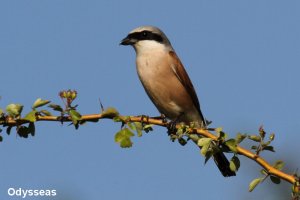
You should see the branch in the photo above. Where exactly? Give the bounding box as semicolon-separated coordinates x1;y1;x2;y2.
1;113;297;185
0;92;299;198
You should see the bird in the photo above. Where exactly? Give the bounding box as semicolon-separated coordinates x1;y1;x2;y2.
120;26;235;177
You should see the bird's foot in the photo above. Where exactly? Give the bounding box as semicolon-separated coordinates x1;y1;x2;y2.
167;119;180;136
167;113;185;136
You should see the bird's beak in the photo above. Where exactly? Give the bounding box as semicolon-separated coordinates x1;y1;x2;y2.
120;35;135;46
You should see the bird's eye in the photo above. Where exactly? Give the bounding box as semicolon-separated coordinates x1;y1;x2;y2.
142;31;148;37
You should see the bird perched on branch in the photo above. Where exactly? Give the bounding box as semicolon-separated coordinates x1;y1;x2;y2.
120;26;235;177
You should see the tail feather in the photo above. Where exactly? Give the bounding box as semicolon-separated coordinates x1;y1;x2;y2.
182;117;235;177
190;135;236;177
213;152;236;177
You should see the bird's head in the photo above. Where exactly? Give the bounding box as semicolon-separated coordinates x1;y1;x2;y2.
120;26;173;53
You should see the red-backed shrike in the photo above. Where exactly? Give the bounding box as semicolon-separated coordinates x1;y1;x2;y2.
121;26;235;177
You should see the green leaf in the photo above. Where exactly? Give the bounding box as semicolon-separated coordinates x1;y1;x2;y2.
236;133;247;144
0;109;3;115
176;126;184;135
48;104;63;112
189;122;196;128
224;139;238;153
197;138;212;147
215;127;223;135
263;140;271;146
69;109;81;127
188;134;200;142
134;122;143;137
113;116;122;122
292;182;300;194
115;128;134;148
101;107;119;118
260;169;268;176
248;135;261;142
249;178;263;192
229;155;240;172
0;135;3;142
40;110;52;116
200;143;210;156
270;176;281;184
32;98;50;109
269;133;275;141
6;104;23;117
23;111;37;122
198;138;212;156
259;126;266;138
127;122;136;131
69;109;81;120
215;127;223;133
263;145;275;152
273;160;284;170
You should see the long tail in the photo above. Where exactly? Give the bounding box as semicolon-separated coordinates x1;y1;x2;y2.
190;136;236;177
212;151;236;177
183;115;235;177
189;131;236;177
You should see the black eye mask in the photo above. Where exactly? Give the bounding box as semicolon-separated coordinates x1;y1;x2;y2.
127;31;164;43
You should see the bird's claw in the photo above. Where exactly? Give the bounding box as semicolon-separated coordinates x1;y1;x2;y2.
167;120;178;136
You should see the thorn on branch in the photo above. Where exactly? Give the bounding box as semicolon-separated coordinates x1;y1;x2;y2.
99;98;104;112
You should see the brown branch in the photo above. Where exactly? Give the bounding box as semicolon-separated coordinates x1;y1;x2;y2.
1;114;297;185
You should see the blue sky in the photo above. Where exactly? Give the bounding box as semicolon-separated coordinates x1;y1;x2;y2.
0;1;299;199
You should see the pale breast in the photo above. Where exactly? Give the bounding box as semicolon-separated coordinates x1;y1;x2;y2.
135;51;194;119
